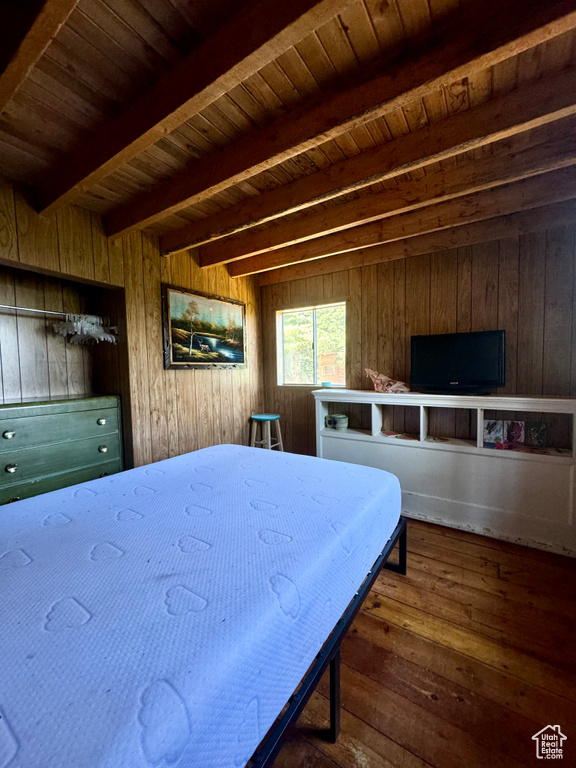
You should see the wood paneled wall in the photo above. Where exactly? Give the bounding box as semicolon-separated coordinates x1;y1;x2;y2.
0;181;123;286
0;178;264;466
121;235;264;467
261;227;576;455
0;265;93;402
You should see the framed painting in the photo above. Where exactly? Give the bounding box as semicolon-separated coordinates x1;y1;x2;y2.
162;284;247;369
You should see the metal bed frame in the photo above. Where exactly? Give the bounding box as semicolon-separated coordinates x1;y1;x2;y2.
250;516;407;767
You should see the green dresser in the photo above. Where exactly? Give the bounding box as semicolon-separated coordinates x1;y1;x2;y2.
0;395;123;504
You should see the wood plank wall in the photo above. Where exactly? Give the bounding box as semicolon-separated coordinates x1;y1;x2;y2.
261;227;576;455
0;178;264;466
124;238;264;467
0;265;93;402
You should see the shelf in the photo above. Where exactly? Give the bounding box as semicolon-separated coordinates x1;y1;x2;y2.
316;391;575;464
424;435;477;449
380;431;478;449
320;427;371;440
320;426;573;463
313;389;576;414
314;389;576;556
481;445;572;458
380;431;420;442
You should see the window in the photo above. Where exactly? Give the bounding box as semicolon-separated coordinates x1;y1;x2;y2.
277;303;346;386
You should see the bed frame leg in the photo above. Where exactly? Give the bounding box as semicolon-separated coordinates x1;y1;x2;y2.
397;522;407;575
328;648;341;743
383;518;407;575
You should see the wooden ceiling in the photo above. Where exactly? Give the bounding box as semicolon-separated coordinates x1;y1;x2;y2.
2;0;576;283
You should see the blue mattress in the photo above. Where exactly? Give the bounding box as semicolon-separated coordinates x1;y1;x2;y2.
0;444;401;768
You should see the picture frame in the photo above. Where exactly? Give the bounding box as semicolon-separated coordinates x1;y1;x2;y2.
162;284;247;369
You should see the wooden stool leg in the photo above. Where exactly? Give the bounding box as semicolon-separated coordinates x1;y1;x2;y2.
264;420;272;449
250;419;257;447
275;420;284;451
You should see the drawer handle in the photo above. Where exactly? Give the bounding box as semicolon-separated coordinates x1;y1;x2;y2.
97;418;106;426
2;430;15;439
98;445;108;453
99;472;108;478
5;464;17;474
7;496;20;503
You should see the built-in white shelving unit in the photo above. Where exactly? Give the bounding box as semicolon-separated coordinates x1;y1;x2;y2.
313;389;576;556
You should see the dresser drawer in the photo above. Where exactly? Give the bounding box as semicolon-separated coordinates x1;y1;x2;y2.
0;459;122;504
0;434;121;485
0;407;119;453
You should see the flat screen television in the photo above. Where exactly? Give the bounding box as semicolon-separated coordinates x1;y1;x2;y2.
410;330;505;394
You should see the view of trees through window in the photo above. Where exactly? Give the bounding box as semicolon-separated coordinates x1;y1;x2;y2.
280;303;346;385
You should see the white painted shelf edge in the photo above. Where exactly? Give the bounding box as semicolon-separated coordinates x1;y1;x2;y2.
312;389;576;413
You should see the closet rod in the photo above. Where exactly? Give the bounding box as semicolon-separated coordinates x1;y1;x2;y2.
0;303;67;318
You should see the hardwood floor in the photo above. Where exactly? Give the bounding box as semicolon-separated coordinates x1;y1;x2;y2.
273;519;576;768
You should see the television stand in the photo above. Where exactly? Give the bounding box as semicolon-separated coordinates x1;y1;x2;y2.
422;389;495;396
313;389;576;557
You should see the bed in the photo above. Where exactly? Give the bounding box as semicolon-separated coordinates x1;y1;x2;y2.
0;444;403;768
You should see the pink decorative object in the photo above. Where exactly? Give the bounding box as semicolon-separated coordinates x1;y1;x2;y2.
365;368;410;393
504;420;525;448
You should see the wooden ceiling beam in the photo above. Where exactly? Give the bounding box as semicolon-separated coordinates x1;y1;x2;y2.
163;66;576;257
35;0;354;216
200;119;576;265
107;0;576;237
228;167;576;276
258;200;576;285
0;0;79;115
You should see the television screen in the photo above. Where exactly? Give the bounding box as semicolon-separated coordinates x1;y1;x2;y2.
411;330;505;394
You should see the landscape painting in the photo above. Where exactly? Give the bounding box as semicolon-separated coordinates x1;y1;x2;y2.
162;285;246;369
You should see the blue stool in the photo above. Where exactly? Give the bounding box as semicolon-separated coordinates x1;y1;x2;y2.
250;413;284;451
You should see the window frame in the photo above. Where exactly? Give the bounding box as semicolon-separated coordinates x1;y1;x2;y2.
276;301;346;388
